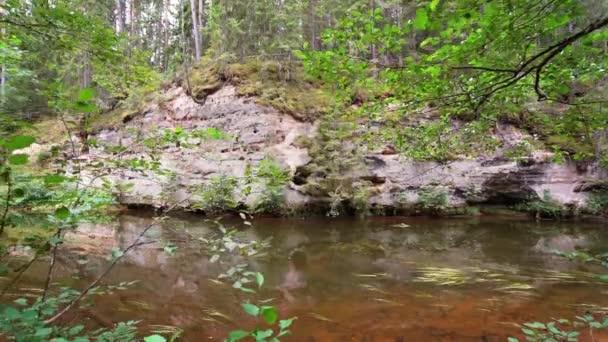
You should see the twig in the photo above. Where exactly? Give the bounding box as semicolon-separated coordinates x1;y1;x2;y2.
0;253;39;297
41;229;62;303
44;197;190;325
0;174;11;236
451;65;516;74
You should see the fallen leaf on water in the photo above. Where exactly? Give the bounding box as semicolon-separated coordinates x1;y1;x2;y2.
372;298;403;306
352;272;389;278
308;312;336;323
359;284;390;295
203;309;233;322
208;278;224;285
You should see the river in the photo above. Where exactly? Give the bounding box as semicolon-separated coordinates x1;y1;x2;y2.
6;211;608;341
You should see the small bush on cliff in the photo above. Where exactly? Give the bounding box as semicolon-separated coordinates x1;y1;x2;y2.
503;140;535;161
586;187;608;216
351;181;374;216
197;175;239;213
253;158;289;215
522;190;573;219
417;184;450;215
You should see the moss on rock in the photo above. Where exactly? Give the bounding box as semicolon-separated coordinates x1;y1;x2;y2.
189;59;333;121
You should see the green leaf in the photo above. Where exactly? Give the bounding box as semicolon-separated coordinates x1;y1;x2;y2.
34;327;53;337
590;321;602;329
13;188;25;198
507;338;519;342
44;175;67;184
68;325;85;336
78;88;95;102
3;135;35;151
261;306;278;325
144;335;167;342
14;298;27;306
238;286;257;294
429;0;440;11
75;102;97;113
414;8;428;30
521;328;535;335
597;274;608;281
0;263;9;276
4;307;20;320
8;154;29;165
524;322;546;330
227;330;250;342
547;322;561;334
256;272;264;289
252;329;273;341
242;303;260;316
279;317;297;330
54;206;71;220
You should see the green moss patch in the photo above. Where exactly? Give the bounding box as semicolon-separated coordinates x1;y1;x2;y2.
190;59;333;121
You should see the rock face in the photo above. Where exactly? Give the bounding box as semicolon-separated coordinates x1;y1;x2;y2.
363;156;602;210
87;85;606;214
89;85;317;208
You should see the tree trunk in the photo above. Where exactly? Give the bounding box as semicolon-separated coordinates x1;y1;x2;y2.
162;0;170;70
190;0;202;62
198;0;205;29
82;53;92;89
115;0;126;33
0;0;6;106
308;0;317;50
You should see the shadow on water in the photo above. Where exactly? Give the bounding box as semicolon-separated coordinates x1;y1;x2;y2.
6;212;608;341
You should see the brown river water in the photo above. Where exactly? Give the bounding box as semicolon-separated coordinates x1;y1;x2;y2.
4;211;608;341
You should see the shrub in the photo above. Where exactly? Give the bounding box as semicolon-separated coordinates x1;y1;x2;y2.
586;188;608;216
417;184;450;215
197;175;239;213
522;190;572;219
253;158;289;215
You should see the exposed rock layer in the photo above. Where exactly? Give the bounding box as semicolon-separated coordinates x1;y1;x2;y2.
85;85;606;214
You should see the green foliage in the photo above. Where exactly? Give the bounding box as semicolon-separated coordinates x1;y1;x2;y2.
511;248;608;341
351;181;373;216
201;223;296;342
585;186;608;216
417;184;450;215
298;1;608;162
191;60;333;121
522;190;574;219
196;175;239;213
252;158;289;215
227;302;295;342
0;289;164;342
511;319;583;342
503;140;535;161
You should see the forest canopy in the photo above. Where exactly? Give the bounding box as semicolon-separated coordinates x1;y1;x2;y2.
1;0;607;163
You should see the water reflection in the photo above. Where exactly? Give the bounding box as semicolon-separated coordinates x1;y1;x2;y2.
8;212;608;341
